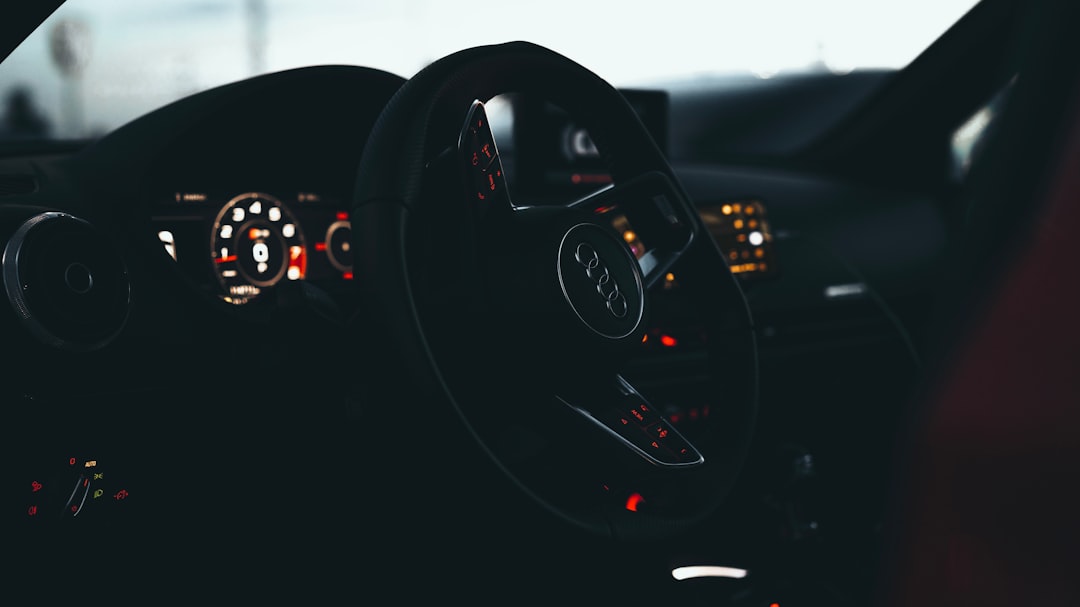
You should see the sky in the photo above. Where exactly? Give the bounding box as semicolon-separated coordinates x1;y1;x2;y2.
0;0;981;139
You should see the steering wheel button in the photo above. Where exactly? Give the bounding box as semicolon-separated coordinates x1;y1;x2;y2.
660;433;701;464
625;403;658;427
646;422;672;440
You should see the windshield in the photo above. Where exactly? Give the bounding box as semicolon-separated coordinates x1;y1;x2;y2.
1;0;979;142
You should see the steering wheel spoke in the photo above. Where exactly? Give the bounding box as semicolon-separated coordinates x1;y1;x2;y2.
557;375;704;468
459;100;514;216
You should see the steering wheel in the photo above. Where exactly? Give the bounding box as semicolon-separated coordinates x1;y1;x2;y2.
352;42;756;542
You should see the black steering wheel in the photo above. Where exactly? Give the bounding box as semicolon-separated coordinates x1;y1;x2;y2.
352;41;756;542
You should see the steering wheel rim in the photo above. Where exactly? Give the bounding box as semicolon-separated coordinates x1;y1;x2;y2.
352;41;757;541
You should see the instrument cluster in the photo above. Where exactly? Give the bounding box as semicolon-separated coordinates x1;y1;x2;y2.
152;190;354;304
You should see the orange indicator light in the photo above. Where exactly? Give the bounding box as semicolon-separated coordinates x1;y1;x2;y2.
661;335;677;347
625;493;644;512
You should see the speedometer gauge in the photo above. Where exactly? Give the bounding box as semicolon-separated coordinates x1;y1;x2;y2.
210;192;306;304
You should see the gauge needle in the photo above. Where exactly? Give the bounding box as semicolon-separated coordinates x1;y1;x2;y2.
216;255;238;264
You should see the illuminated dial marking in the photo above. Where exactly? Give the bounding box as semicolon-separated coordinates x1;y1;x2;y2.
210;192;306;304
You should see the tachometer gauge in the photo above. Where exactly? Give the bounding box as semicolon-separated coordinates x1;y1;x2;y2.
210;192;306;304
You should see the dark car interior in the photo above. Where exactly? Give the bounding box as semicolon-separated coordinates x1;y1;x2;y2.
3;0;1079;605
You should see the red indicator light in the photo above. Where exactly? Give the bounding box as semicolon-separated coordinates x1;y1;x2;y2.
650;441;660;450
703;405;711;418
689;408;699;420
336;211;349;221
477;191;486;200
27;505;38;516
660;335;677;347
669;413;682;423
771;604;780;607
69;457;76;466
343;272;354;280
114;489;129;501
631;410;645;422
625;493;644;512
83;478;89;488
31;481;42;492
215;255;238;264
488;174;496;191
314;242;327;251
571;173;582;184
471;152;479;166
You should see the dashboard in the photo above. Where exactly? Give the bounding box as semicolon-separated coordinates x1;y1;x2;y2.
0;60;946;606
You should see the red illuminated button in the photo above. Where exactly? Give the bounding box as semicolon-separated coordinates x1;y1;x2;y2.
624;403;658;427
646;422;671;440
31;481;42;493
660;432;700;464
595;407;641;436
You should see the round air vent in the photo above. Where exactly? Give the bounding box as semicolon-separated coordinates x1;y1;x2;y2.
2;212;131;351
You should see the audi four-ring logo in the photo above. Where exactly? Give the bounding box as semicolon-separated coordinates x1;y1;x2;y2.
574;243;629;318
